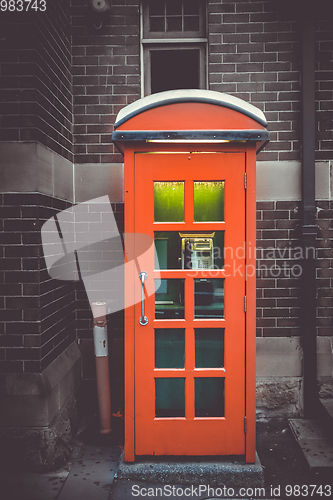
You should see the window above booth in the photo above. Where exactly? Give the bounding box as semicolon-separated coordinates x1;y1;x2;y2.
141;0;207;95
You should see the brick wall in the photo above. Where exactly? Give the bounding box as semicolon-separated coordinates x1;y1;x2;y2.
208;0;301;162
316;18;333;160
0;0;73;160
0;194;76;374
71;0;140;164
256;198;333;339
256;201;301;338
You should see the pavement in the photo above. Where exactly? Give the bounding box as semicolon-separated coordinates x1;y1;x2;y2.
0;417;331;500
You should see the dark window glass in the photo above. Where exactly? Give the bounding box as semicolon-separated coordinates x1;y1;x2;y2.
195;329;225;368
166;0;182;15
194;278;224;319
151;49;199;94
155;279;185;319
184;16;199;31
195;378;225;417
184;0;200;15
155;329;185;369
167;16;182;31
149;0;164;16
155;378;185;417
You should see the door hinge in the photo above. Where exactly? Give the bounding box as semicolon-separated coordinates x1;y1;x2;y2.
244;295;247;313
244;416;247;434
244;172;247;190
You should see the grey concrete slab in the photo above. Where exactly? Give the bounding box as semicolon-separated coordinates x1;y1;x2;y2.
117;452;264;488
1;471;69;500
320;397;333;419
256;337;302;377
289;419;333;473
0;448;77;500
74;163;124;203
58;444;119;500
76;444;121;462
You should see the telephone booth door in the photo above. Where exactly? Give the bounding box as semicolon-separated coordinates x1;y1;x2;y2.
134;151;245;457
112;90;269;463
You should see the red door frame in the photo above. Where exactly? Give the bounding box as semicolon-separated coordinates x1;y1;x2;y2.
123;142;257;463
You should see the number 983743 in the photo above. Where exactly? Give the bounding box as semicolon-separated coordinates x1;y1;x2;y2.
1;1;46;12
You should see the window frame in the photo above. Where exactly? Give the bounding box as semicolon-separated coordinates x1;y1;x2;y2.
140;0;208;96
142;0;206;40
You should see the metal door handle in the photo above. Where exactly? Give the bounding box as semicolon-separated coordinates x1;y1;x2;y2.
139;271;148;325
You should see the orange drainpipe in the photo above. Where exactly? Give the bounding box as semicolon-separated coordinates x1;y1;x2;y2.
92;301;112;434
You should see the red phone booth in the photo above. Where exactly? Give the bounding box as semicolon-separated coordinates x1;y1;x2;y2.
112;90;269;463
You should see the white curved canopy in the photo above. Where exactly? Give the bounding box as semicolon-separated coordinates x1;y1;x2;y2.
114;89;268;129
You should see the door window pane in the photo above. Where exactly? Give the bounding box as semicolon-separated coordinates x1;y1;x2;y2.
155;279;184;319
194;181;225;222
154;181;184;222
194;278;224;318
155;329;185;368
195;328;224;368
154;231;224;270
195;378;224;417
155;378;185;417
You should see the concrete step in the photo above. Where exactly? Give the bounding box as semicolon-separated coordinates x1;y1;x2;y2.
289;418;333;475
116;451;265;488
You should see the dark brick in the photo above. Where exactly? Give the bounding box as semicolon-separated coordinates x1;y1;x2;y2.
0;361;24;373
261;229;289;240
5;271;39;284
0;335;22;347
6;348;40;361
24;361;42;373
6;322;40;335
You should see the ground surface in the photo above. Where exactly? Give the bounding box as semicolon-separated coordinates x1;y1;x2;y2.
256;419;332;499
1;418;332;499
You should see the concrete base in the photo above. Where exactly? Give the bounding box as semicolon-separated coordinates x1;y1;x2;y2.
0;342;81;471
117;452;264;488
289;419;333;474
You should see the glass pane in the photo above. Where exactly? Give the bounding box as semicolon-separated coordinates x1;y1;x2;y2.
155;329;185;368
194;181;225;222
184;0;200;15
155;279;184;319
195;378;225;417
167;16;182;31
194;278;224;319
154;181;184;222
166;0;181;15
154;231;224;270
156;378;185;417
184;16;199;31
149;0;165;16
151;50;200;94
150;17;165;32
195;328;224;368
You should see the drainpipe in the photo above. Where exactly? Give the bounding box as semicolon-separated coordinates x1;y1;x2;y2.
300;4;319;418
92;301;112;434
